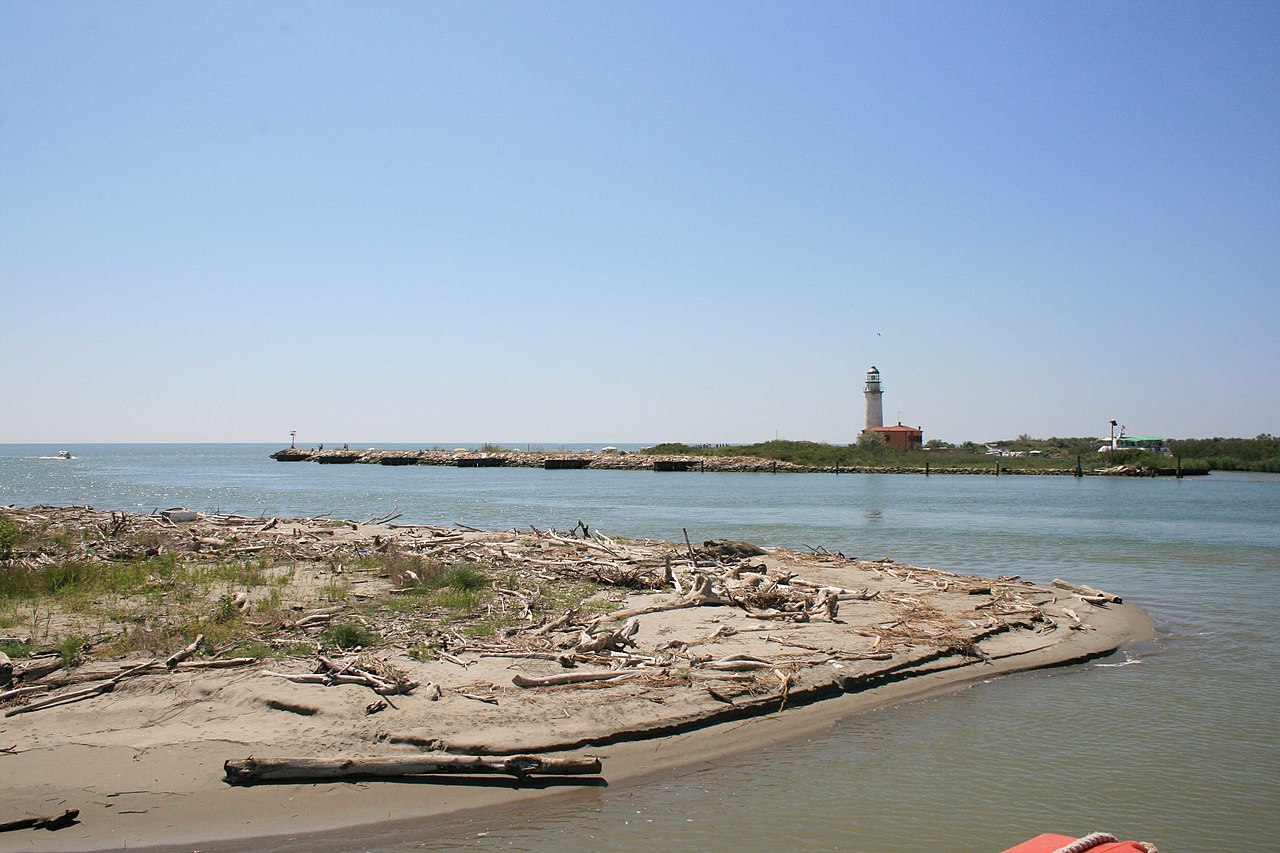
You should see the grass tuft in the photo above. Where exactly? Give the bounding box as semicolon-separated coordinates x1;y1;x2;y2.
321;620;379;650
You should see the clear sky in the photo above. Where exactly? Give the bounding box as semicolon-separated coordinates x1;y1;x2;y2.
3;2;1277;445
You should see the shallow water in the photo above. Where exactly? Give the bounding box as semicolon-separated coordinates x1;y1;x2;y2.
3;444;1278;851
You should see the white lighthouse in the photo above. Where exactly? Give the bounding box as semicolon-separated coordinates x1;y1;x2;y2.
864;366;884;431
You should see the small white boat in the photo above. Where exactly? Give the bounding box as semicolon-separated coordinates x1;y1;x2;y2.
56;450;75;459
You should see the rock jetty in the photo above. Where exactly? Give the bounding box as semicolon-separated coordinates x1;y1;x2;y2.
270;447;1099;475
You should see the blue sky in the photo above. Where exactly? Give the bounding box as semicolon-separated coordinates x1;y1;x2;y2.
3;2;1277;444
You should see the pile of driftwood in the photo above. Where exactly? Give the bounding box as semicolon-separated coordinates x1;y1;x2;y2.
262;653;417;695
0;506;1095;695
0;504;406;567
369;529;1080;706
0;505;1127;794
1;634;256;718
0;506;1084;707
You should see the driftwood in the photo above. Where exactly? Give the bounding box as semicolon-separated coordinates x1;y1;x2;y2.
1051;578;1122;603
261;655;417;695
0;808;80;832
529;610;574;637
455;691;499;705
704;658;773;672
4;659;157;717
224;753;602;784
706;686;735;703
698;653;781;672
176;657;257;669
164;633;205;669
809;588;840;621
603;575;733;621
12;659;63;683
512;669;644;688
0;684;50;703
574;617;640;654
292;613;334;630
262;670;418;695
13;653;254;694
543;530;620;558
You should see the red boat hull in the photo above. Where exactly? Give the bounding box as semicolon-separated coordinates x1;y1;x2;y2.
1001;834;1151;853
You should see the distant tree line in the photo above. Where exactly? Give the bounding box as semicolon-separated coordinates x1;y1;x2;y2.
1168;435;1280;473
645;435;1280;472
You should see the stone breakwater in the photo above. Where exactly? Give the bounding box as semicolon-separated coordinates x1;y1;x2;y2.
270;448;1095;475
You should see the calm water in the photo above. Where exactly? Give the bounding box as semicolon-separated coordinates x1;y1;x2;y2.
3;444;1279;851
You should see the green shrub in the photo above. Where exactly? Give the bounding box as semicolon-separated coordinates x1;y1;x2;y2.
321;620;379;650
856;431;887;453
385;556;490;593
0;638;36;659
439;563;488;591
214;594;243;623
58;635;90;668
0;517;20;560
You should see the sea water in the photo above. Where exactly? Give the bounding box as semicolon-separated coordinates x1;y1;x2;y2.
2;444;1278;851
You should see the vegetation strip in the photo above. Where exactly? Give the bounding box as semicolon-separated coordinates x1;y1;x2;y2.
268;434;1280;474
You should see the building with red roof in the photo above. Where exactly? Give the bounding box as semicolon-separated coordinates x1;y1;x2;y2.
864;422;924;450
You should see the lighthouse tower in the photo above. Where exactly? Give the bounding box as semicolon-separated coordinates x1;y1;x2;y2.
863;366;884;431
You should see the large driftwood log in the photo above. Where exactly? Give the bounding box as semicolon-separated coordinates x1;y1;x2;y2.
13;659;63;683
224;753;602;784
0;808;80;832
512;668;644;688
704;660;772;672
176;656;257;669
1051;578;1122;603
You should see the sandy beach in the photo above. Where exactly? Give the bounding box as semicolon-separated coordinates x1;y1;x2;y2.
0;507;1152;851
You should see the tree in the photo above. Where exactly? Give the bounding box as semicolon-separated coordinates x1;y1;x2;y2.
857;430;886;453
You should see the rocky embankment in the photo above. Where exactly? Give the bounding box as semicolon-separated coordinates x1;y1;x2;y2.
272;446;804;472
271;447;1104;475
